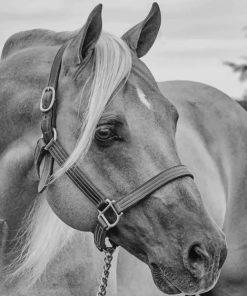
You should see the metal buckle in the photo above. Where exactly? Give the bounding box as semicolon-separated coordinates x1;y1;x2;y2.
44;128;57;150
40;86;55;112
98;199;123;230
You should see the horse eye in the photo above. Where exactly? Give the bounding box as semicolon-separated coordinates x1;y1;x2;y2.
95;125;116;144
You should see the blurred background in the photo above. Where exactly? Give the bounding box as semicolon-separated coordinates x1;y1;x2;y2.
0;0;247;99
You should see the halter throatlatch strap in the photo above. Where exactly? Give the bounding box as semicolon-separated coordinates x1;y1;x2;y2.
35;45;194;251
35;45;66;192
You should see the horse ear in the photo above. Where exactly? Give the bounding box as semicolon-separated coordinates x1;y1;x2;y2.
72;4;102;65
122;2;161;58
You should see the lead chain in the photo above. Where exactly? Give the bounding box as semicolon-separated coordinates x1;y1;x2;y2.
97;246;116;296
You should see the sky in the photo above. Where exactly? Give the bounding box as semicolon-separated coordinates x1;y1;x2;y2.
0;0;247;98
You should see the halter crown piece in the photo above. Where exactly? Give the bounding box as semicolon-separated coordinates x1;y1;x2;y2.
34;45;193;251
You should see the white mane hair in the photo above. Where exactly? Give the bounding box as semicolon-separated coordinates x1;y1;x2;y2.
54;31;132;179
5;31;132;291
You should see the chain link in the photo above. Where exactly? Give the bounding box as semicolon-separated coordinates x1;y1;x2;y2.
97;246;116;296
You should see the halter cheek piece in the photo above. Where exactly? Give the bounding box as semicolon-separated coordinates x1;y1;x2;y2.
34;45;193;251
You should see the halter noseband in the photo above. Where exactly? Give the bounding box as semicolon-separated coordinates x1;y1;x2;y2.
34;45;193;251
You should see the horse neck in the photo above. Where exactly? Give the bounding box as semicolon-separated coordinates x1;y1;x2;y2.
221;107;247;245
1;29;76;60
0;47;110;293
0;38;120;295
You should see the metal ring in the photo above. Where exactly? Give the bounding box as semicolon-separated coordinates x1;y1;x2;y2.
97;199;123;231
44;128;57;150
40;86;56;112
52;128;57;141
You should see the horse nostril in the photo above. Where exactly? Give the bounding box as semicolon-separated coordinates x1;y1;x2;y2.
185;243;210;278
189;244;205;263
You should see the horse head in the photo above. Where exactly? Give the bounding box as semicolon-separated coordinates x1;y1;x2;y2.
38;3;227;295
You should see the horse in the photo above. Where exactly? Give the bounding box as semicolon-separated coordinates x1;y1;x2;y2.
117;81;247;296
0;3;229;296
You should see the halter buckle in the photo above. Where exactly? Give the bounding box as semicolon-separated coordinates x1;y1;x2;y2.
44;128;57;150
40;86;56;112
97;199;123;230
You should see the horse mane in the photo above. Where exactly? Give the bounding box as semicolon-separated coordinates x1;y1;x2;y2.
4;29;132;292
1;28;77;59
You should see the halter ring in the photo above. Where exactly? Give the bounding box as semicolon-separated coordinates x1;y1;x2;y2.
44;128;57;150
97;199;123;230
40;86;56;112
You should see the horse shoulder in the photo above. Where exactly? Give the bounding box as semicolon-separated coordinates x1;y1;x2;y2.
158;80;247;227
159;80;247;293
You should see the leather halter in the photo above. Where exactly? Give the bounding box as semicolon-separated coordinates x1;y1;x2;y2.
34;45;193;251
